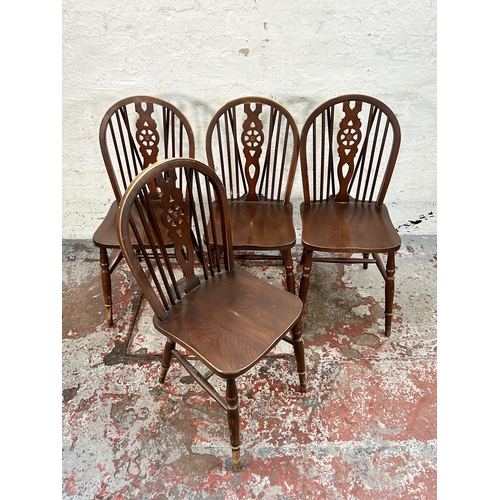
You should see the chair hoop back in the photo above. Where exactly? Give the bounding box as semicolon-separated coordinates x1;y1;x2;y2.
117;158;233;322
99;96;195;201
300;94;401;206
205;96;299;204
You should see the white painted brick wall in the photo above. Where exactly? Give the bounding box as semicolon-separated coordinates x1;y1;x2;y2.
62;0;437;239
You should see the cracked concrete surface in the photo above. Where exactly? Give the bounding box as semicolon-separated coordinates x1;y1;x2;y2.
62;235;436;499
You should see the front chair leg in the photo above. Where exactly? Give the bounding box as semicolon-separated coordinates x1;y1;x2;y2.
159;339;176;383
291;321;307;392
282;249;296;295
99;247;113;326
226;378;241;472
384;251;396;337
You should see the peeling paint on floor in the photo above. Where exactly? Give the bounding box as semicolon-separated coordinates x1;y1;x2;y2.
62;235;437;499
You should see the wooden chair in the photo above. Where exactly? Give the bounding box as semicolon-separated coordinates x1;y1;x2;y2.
93;96;195;326
298;95;402;337
205;96;299;294
116;157;307;471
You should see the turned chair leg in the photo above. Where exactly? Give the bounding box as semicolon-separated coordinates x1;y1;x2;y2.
299;247;307;267
159;339;176;383
363;253;369;270
283;249;296;295
298;249;313;304
291;321;307;392
226;378;241;472
384;252;396;337
99;247;113;326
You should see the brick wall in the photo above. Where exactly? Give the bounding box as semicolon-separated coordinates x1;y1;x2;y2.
62;0;437;239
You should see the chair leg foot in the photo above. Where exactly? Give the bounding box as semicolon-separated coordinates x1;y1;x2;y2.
299;373;307;393
158;368;167;383
384;318;393;338
105;305;113;327
231;448;241;472
159;340;175;383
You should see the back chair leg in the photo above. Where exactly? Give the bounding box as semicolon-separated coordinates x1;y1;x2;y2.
226;378;241;472
363;253;369;269
283;249;296;294
99;247;113;326
159;339;176;383
206;245;217;272
300;247;307;267
298;249;313;304
384;252;396;337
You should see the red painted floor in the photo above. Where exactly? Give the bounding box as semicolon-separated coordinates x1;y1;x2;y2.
62;235;436;499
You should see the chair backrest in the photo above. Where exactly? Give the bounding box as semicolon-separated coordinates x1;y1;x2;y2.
300;95;401;207
117;158;233;322
99;96;195;201
205;96;299;205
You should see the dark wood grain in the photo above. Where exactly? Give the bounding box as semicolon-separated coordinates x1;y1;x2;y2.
298;94;402;337
117;157;306;471
154;267;302;377
206;201;295;251
205;96;299;294
93;96;195;325
300;201;400;253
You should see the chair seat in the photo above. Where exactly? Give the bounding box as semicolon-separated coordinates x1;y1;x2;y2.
93;200;120;248
93;199;172;249
207;201;296;251
153;267;302;378
301;201;401;253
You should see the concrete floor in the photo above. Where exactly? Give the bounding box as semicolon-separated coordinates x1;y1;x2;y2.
62;234;437;499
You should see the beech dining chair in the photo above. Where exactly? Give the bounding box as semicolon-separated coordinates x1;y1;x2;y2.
116;157;307;471
93;96;195;325
297;94;402;336
205;96;299;294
